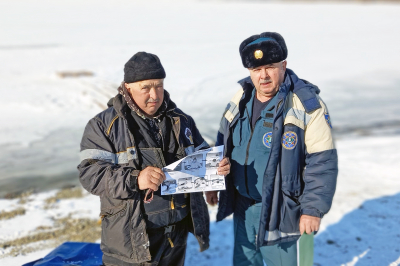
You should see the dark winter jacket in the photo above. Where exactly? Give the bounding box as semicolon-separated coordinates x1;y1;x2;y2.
216;69;338;248
77;90;210;264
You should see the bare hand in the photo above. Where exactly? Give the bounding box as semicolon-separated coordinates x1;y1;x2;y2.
217;157;230;176
137;166;166;191
299;215;321;235
205;191;219;206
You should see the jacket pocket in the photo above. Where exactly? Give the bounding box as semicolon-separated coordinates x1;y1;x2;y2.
100;202;127;218
100;202;132;258
279;175;301;233
279;191;301;233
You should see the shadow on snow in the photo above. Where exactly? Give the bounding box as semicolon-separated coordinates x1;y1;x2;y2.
185;194;400;266
314;193;400;266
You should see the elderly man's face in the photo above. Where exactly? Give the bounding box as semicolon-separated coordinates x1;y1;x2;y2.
125;79;164;117
249;60;287;102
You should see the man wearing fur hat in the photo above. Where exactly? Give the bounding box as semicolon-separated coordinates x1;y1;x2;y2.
205;32;338;265
78;52;230;266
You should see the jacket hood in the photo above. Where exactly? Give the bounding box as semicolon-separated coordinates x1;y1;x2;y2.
286;68;320;95
107;84;176;119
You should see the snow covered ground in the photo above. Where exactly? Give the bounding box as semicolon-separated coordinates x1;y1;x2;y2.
1;136;399;265
1;0;400;265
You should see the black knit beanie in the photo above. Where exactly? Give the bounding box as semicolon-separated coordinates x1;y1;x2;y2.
239;32;287;68
124;52;166;83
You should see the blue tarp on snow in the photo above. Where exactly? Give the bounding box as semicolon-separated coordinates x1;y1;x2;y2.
22;242;102;266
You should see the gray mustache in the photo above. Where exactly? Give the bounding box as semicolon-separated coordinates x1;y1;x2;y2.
147;99;159;103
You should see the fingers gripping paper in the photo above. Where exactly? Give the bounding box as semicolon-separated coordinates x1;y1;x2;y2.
161;145;226;195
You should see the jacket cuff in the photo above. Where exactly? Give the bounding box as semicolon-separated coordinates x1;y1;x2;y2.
130;170;140;191
301;208;324;218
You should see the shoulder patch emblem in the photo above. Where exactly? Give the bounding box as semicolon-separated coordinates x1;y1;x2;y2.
185;128;194;144
263;132;273;148
324;112;332;128
282;131;297;150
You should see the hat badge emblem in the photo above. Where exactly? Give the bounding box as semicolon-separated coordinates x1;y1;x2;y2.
254;50;263;59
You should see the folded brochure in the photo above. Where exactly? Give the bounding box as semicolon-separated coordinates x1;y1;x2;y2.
161;145;226;195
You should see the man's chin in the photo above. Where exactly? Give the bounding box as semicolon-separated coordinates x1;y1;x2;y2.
145;105;161;117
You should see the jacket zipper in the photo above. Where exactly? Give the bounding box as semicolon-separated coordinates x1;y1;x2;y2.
170;196;175;210
155;118;165;150
167;191;175;248
167;235;174;248
168;195;175;226
244;107;255;196
255;97;285;249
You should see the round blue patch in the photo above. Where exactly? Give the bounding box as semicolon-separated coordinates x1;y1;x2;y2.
324;112;332;129
282;131;297;150
263;132;272;148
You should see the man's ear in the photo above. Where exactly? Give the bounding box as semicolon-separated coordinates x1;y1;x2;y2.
282;60;287;71
124;83;130;92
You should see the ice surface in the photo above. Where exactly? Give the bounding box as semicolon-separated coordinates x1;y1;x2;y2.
1;1;400;186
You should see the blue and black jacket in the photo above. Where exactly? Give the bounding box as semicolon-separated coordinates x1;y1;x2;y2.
216;69;338;248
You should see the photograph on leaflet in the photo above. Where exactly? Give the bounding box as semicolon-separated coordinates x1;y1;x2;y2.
161;145;226;195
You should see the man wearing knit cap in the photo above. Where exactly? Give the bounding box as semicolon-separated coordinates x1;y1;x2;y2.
205;32;338;265
78;52;230;266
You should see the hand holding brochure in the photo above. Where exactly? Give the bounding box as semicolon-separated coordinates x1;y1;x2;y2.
161;145;226;195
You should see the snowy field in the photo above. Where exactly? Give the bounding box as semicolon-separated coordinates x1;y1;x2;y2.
1;0;400;265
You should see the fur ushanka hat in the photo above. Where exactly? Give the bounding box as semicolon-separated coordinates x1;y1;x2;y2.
239;32;287;68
